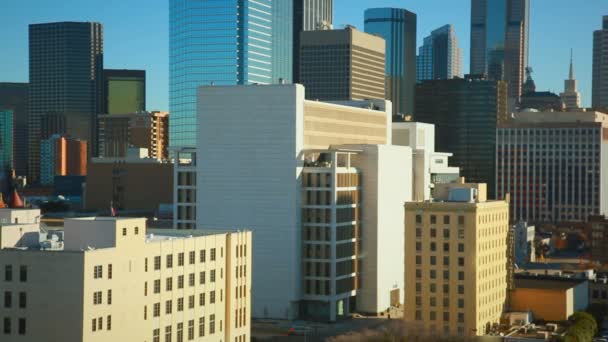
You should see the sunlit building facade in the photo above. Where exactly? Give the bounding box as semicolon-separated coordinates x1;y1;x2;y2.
417;25;462;82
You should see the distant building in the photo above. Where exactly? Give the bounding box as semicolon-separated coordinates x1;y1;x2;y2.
0;110;13;171
365;7;417;116
513;221;535;267
85;149;173;215
0;215;251;342
404;179;510;337
293;0;333;83
496;110;608;223
416;25;463;82
470;0;530;103
40;135;87;186
98;111;169;160
519;67;564;112
560;52;582;109
28;22;103;183
102;69;146;115
510;275;588;322
593;16;608;111
415;76;509;198
299;26;386;102
589;215;608;264
0;83;28;176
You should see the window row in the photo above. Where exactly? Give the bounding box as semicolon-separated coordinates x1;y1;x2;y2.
151;249;218;271
4;265;27;282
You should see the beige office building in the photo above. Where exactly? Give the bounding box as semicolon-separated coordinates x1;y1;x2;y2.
404;179;509;337
0;213;251;342
299;26;386;102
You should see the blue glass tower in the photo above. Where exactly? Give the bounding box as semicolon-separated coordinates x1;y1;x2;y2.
169;0;293;148
364;8;417;117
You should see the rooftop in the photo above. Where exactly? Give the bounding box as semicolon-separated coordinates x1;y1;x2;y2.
514;274;587;290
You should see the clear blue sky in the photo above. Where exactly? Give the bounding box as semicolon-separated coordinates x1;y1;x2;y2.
1;0;605;110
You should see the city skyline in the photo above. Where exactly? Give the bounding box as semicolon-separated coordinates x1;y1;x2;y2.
0;0;604;111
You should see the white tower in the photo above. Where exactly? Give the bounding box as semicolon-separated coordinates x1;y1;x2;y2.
560;49;582;109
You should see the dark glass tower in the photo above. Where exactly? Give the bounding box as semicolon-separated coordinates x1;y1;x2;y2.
28;22;103;183
0;82;28;177
593;16;608;110
293;0;333;83
103;69;146;114
415;77;509;198
470;0;529;102
364;8;417;117
169;0;293;149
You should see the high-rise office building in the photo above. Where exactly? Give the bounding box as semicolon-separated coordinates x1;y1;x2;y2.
98;111;169;160
102;69;146;115
470;0;529;102
0;83;28;176
496;110;608;223
415;76;508;198
40;135;87;186
293;0;333;83
299;26;386;101
365;8;417;117
593;16;608;111
28;22;103;183
169;0;293;149
0;110;13;172
0;214;251;342
417;25;463;82
404;180;509;337
560;52;582;109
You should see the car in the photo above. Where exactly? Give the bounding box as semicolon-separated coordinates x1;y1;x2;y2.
286;326;313;336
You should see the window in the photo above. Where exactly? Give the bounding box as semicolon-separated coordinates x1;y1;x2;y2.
153;328;160;342
19;292;26;308
416;296;422;306
209;314;216;334
188;320;195;340
154;256;161;270
189;295;195;309
210;291;216;304
189;273;195;287
416;228;422;238
199;293;205;306
416;256;422;265
443;216;450;224
135;226;139;235
4;317;10;334
210;270;216;283
458;299;464;308
178;253;185;266
443;229;450;239
416;215;422;224
108;264;112;279
178;275;184;289
430;256;436;265
122;228;127;236
189;251;195;265
458;229;465;239
166;255;173;268
93;291;102;305
458;244;464;253
443;256;449;266
458;272;464;281
430;283;436;293
91;318;96;332
106;315;111;331
178;298;184;311
166;300;173;314
416;242;421;252
19;266;27;282
200;250;206;263
199;317;205;337
153;303;160;317
210;248;216;261
154;279;161;293
177;322;184;342
144;306;148;320
430;270;436;279
458;216;465;225
458;257;464;267
443;312;450;322
166;277;173;291
430;297;436;307
165;325;172;342
16;318;25;335
443;270;449;280
458;285;464;295
145;282;148;296
200;271;205;284
415;310;422;320
416;283;421;293
94;265;102;279
443;243;449;252
4;265;12;281
98;317;103;331
4;291;11;308
443;284;449;294
145;258;149;272
430;311;436;321
431;229;437;238
416;269;422;279
458;313;465;323
430;215;437;224
107;290;112;305
430;242;436;251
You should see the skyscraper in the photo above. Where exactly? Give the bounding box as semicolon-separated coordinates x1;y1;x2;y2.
593;16;608;111
293;0;333;83
0;83;27;176
0;110;13;172
470;0;529;102
416;25;463;82
299;26;386;101
169;0;293;149
102;69;146;114
28;22;103;183
365;8;417;117
560;51;582;109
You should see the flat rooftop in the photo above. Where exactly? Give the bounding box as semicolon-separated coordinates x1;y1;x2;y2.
515;274;587;290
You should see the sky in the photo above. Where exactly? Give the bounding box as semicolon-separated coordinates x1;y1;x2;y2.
0;0;605;110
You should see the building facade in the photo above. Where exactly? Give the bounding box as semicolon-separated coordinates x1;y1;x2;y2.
102;69;146;115
169;0;293;149
0;83;28;177
404;180;509;337
364;8;417;117
470;0;529;102
593;16;608;111
98;111;169;160
590;216;608;264
299;26;386;102
416;25;463;82
496;111;608;223
415;76;509;198
28;22;102;183
40;135;87;186
0;215;251;342
0;110;13;172
561;52;582;110
293;0;333;83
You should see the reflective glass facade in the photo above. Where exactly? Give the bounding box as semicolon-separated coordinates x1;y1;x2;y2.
364;8;417;117
416;24;462;82
293;0;333;82
0;110;13;171
103;69;146;115
169;0;292;148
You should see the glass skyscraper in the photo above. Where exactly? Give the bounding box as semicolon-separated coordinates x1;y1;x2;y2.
293;0;333;83
364;8;417;117
416;25;462;82
103;69;146;115
29;22;103;183
169;0;293;148
470;0;529;101
0;110;13;172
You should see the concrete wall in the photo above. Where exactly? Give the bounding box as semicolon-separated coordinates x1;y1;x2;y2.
0;224;40;248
